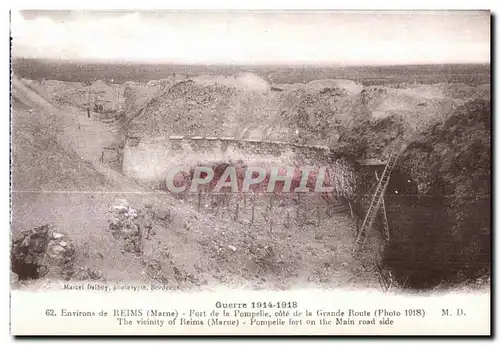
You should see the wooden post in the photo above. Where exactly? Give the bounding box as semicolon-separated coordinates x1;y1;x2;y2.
269;194;273;233
303;197;307;222
251;192;255;224
138;222;143;255
244;193;247;209
286;211;290;227
235;203;239;221
101;151;104;163
197;190;201;212
211;194;214;213
296;193;301;223
226;194;231;218
349;201;354;219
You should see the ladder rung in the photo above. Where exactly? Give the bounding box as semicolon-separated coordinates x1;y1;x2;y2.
355;145;403;253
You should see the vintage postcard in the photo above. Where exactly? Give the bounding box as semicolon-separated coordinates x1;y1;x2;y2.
9;9;491;336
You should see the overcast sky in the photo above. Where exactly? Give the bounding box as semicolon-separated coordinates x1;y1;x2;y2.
11;10;490;65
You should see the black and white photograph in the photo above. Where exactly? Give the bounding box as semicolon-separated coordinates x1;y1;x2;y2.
9;9;491;335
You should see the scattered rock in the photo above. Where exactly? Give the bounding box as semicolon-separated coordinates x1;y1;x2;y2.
109;218;122;232
121;219;140;236
52;232;64;239
109;198;129;214
11;225;51;280
70;267;103;281
107;204;145;253
143;222;155;239
153;209;170;221
143;258;168;283
127;208;139;218
50;245;66;254
228;245;237;252
11;224;76;281
87;268;103;280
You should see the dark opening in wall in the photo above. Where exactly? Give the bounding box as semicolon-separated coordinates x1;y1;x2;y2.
385;169;418;197
11;225;50;281
356;165;417;199
11;256;41;280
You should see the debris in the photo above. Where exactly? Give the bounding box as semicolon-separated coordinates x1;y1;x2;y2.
127;208;138;218
11;224;76;281
107;201;154;254
50;245;66;254
228;245;237;252
109;218;122;232
153;209;170;221
87;268;103;280
70;267;103;281
109;198;129;214
121;219;140;237
52;232;64;239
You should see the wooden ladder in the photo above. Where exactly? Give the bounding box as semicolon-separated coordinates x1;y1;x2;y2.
353;147;401;254
375;170;390;245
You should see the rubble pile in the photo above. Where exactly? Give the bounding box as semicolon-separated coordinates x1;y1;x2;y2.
127;77;361;148
141;243;200;287
359;87;389;108
11;224;76;281
130;80;239;138
123;79;175;118
277;85;354;146
106;198;200;287
70;266;103;281
106;198;156;254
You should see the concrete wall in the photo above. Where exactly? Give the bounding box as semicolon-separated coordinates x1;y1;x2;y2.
122;135;339;184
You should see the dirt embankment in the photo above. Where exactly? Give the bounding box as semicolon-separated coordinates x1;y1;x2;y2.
12;75;116;192
21;72;488;159
12;71;490;291
11;73;381;290
125;74;488;155
126;76;362;144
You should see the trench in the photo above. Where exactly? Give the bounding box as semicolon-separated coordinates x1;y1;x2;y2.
384;195;490;290
118;111;488;290
358;166;490;290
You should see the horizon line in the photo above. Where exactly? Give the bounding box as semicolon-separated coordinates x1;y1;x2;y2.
11;57;491;68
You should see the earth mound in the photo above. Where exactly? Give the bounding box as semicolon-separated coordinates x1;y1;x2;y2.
194;72;271;93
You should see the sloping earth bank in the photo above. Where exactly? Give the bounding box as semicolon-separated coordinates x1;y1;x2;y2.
11;74;381;291
13;72;489;291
